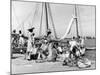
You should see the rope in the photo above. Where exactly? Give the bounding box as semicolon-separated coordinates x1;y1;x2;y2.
14;4;36;32
21;5;36;35
12;5;21;30
60;17;74;40
31;3;40;28
39;2;44;36
77;6;83;37
47;3;58;39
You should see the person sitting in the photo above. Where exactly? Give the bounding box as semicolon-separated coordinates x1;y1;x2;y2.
57;44;63;54
77;57;91;68
62;47;77;67
47;42;57;62
69;37;81;63
78;36;86;56
69;37;79;52
39;39;49;60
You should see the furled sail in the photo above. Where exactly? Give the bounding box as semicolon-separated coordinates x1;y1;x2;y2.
60;17;74;40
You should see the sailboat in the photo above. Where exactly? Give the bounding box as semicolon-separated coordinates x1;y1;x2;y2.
12;2;95;53
33;2;79;43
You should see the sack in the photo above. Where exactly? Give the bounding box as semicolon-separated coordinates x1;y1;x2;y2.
77;58;91;68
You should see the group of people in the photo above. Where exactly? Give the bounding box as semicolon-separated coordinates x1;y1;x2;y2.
11;29;28;53
62;36;92;68
11;27;91;68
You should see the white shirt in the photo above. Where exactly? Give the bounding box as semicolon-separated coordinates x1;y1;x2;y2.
57;47;62;52
41;43;48;51
27;38;33;52
69;40;79;51
19;37;24;45
80;38;84;46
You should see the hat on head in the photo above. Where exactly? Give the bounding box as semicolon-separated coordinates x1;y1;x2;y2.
32;33;35;36
13;29;16;33
19;30;22;34
47;29;51;36
28;27;35;33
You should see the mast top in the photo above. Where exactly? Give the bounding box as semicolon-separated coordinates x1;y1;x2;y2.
74;4;79;38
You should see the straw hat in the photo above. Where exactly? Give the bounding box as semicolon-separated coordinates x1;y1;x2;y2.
28;27;35;33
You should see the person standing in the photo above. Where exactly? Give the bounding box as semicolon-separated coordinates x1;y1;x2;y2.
18;30;24;47
11;29;17;57
25;27;35;60
18;30;25;53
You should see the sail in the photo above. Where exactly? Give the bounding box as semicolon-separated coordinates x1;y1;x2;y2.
60;17;74;40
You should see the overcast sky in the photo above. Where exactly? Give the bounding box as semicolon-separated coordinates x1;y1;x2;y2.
12;1;95;38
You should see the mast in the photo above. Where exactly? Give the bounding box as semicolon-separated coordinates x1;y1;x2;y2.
47;3;58;39
74;4;79;38
45;2;49;35
39;3;44;36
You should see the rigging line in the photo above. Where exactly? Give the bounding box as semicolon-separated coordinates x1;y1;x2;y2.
12;5;21;30
60;17;74;40
22;3;39;28
31;3;40;28
39;2;44;36
20;7;35;34
22;5;39;35
47;3;58;39
13;4;25;32
23;3;40;35
77;6;82;37
14;4;36;31
21;3;39;35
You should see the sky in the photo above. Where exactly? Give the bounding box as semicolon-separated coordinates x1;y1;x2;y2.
11;0;96;38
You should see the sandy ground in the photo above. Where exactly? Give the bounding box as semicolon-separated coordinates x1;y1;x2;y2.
11;50;96;74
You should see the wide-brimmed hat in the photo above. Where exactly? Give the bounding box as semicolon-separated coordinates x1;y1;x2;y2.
19;30;22;34
28;27;35;33
47;29;51;36
13;29;16;33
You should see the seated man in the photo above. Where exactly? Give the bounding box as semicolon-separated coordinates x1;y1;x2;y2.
69;37;81;62
69;37;79;52
78;37;86;56
39;39;49;60
69;36;85;57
